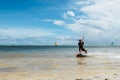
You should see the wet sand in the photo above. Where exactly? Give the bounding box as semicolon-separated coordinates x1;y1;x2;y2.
0;54;120;80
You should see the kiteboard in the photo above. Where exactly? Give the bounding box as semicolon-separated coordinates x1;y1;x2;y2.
76;53;87;58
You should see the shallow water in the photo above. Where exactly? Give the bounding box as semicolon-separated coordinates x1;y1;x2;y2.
0;46;120;80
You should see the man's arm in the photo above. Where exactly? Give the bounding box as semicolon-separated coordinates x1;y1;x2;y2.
82;36;84;41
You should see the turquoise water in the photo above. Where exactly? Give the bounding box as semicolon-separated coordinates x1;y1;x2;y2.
0;46;120;58
0;46;78;58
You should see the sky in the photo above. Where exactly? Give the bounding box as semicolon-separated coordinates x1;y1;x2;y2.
0;0;120;46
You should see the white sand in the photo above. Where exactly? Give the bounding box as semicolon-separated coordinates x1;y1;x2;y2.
0;55;120;80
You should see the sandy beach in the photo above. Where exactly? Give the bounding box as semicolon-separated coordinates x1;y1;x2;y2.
0;53;120;80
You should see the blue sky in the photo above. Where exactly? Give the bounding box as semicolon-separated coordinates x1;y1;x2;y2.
0;0;120;46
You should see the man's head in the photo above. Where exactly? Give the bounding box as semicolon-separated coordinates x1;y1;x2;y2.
79;39;82;41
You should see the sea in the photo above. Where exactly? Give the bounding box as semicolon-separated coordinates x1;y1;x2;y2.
0;46;120;59
0;46;120;74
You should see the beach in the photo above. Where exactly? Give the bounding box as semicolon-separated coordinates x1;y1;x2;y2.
0;46;120;80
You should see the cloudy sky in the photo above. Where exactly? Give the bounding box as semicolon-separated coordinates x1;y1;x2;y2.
0;0;120;46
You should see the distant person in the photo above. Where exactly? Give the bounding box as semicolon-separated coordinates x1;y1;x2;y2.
54;42;58;47
78;37;87;54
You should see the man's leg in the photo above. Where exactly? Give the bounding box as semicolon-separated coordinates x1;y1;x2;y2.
82;48;87;54
85;49;87;54
79;48;82;54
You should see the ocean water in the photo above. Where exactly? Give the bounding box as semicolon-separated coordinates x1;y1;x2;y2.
0;46;120;74
0;46;120;58
0;46;78;58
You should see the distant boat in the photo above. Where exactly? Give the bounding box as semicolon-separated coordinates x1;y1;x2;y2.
54;42;58;47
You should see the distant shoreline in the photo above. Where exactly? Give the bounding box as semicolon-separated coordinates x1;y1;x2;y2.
0;45;119;48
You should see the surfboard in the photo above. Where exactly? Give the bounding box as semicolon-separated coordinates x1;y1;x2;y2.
76;53;87;58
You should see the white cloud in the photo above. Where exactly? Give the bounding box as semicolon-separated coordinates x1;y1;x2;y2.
56;36;69;40
62;11;76;21
63;13;68;19
75;0;93;5
39;19;65;26
66;11;75;17
53;20;65;26
60;0;120;45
